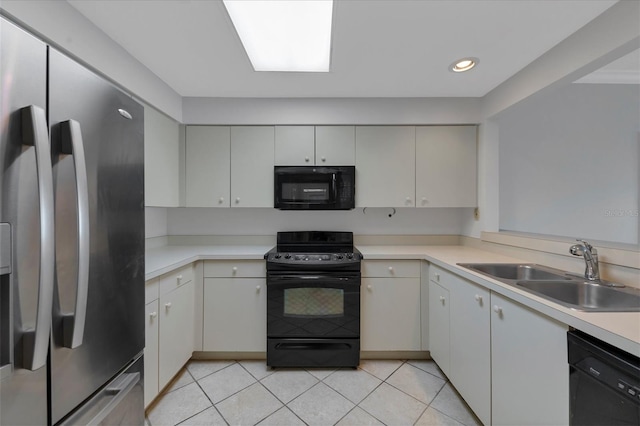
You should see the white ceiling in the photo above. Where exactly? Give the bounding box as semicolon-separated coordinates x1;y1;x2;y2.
67;0;618;98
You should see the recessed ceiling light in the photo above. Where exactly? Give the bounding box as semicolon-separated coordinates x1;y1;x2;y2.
450;57;479;73
223;0;333;72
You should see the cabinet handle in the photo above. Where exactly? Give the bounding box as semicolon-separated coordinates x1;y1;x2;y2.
177;275;183;282
149;312;157;319
493;305;503;315
388;266;394;272
219;197;224;204
367;284;372;290
434;273;440;282
321;156;326;162
256;285;261;291
235;197;240;204
165;302;172;309
232;267;238;273
305;156;310;162
422;197;428;205
475;294;483;304
439;296;446;304
405;197;412;205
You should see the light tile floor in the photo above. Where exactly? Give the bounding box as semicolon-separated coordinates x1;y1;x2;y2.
146;359;481;426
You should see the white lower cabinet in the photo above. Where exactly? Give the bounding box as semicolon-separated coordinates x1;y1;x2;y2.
202;260;267;352
144;300;159;408
361;260;421;351
427;279;450;376
449;275;491;425
144;265;195;407
428;264;569;426
158;280;195;389
490;292;569;426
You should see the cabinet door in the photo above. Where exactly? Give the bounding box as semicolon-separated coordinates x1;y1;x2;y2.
185;126;231;207
158;281;194;389
231;126;274;207
144;105;180;207
144;300;159;408
203;278;266;352
428;280;450;376
315;126;355;165
274;126;315;165
416;126;477;207
355;126;415;207
361;277;421;351
491;292;569;426
449;275;491;425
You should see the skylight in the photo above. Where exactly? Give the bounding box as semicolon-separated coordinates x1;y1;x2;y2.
223;0;333;72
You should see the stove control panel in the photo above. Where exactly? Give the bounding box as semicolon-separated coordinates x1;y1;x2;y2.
266;252;359;263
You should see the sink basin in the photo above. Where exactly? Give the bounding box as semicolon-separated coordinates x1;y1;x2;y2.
517;280;640;312
457;262;639;312
458;263;570;281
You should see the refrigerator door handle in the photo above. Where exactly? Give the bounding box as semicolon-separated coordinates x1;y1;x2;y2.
20;106;55;370
59;120;90;349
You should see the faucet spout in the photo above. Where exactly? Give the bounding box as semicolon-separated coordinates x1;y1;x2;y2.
569;239;599;281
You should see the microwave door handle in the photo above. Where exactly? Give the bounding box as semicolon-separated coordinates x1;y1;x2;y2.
331;173;338;201
60;120;90;349
20;106;55;370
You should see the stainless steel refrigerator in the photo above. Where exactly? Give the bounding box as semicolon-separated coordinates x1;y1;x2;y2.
0;16;145;425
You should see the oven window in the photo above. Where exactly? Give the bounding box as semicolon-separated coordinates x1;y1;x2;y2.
281;183;331;202
284;288;344;317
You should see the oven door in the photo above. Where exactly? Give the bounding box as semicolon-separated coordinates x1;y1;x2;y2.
274;167;338;209
266;273;360;339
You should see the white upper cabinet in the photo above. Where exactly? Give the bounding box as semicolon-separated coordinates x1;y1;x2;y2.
416;126;477;207
144;105;180;207
231;126;274;207
185;126;231;207
315;126;356;165
274;126;315;165
274;125;356;166
355;126;416;207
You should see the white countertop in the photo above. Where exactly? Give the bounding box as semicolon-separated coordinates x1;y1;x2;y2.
146;243;640;356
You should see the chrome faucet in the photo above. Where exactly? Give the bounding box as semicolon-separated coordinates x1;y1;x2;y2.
569;239;600;281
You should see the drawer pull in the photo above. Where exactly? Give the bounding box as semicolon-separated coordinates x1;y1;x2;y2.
493;305;503;315
149;312;157;319
256;285;261;291
177;275;183;282
475;294;483;304
165;302;172;310
388;266;394;272
367;285;372;290
439;296;446;304
434;273;440;282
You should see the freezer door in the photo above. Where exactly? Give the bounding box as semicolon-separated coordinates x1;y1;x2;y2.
0;17;50;426
48;49;145;424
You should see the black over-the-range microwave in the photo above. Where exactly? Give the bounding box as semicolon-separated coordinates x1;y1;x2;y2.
274;166;355;210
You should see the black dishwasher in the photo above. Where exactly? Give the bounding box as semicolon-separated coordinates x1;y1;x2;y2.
568;330;640;425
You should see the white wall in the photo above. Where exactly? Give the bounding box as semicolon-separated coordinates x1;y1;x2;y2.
167;207;469;236
183;97;481;125
145;208;168;239
497;83;639;245
0;0;183;121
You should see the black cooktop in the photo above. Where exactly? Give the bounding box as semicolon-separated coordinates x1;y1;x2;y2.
264;231;362;266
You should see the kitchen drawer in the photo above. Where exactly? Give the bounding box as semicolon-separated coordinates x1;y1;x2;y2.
203;260;266;278
159;264;194;296
362;260;420;278
430;264;446;285
145;278;159;304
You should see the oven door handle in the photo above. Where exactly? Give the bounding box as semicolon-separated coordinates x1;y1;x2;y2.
268;275;359;283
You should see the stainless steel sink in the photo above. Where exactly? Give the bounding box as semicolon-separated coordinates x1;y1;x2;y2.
517;280;640;312
457;263;640;312
457;263;571;281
